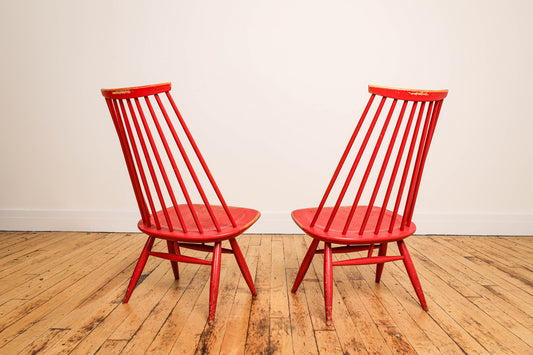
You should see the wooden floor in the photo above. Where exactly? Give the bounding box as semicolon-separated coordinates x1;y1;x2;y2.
0;232;531;354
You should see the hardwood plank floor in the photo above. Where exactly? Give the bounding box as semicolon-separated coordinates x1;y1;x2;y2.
0;232;531;354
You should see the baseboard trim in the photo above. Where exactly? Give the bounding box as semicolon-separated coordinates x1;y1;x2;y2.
0;209;531;236
0;209;140;233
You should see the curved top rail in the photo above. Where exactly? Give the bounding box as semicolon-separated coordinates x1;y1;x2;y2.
369;85;448;102
101;82;171;99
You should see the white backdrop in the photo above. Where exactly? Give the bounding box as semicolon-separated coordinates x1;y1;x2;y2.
1;1;532;235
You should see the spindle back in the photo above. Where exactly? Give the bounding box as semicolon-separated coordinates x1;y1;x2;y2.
311;85;448;236
102;83;235;234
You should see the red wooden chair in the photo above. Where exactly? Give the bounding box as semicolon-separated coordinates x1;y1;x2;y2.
101;83;260;324
291;85;448;325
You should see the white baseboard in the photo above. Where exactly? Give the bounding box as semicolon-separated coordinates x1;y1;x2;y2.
413;212;533;236
0;209;531;236
0;209;141;233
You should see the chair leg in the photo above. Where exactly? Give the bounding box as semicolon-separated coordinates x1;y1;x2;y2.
291;239;320;293
229;239;256;296
208;242;222;325
124;236;155;303
166;241;180;280
397;240;427;310
375;242;388;283
324;242;333;326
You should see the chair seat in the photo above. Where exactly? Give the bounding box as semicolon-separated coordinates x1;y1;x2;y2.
138;204;260;242
291;206;416;244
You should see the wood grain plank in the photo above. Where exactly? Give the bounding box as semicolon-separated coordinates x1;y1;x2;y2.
168;242;241;354
286;235;319;355
193;238;254;355
411;236;533;338
401;241;528;352
136;262;208;354
0;235;143;353
386;259;488;354
0;233;130;306
431;236;533;313
296;238;329;332
0;232;531;355
445;237;532;292
270;237;292;354
94;339;127;354
0;232;107;277
314;330;343;355
332;274;392;355
244;235;272;355
218;239;260;355
0;232;39;253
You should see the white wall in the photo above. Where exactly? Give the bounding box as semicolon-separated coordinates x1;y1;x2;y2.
1;0;532;235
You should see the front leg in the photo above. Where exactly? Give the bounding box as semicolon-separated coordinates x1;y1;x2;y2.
166;240;180;279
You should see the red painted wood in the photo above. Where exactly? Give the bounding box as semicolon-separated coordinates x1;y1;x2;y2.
315;244;373;254
375;242;388;283
106;99;151;225
166;91;237;229
324;242;333;326
332;255;403;266
230;239;257;296
377;102;419;233
324;96;386;233
102;82;260;324
291;84;447;324
166;241;180;279
342;98;398;235
292;206;416;244
291;239;319;293
148;251;212;265
311;95;376;228
124;236;155;303
101;82;171;99
398;240;427;310
360;101;407;234
177;243;233;254
369;85;448;101
209;242;222;324
138;204;260;242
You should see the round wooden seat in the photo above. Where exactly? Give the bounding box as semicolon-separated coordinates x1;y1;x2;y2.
139;205;260;242
292;206;416;244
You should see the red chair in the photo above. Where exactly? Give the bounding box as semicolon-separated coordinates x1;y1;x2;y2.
291;85;448;325
101;83;260;324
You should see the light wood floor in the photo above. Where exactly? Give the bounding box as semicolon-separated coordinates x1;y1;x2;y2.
0;232;531;354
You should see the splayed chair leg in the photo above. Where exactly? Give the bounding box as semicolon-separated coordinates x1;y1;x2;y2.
324;242;333;325
292;239;320;293
229;239;256;296
397;240;427;310
166;240;180;280
375;242;388;283
124;236;155;303
208;242;222;325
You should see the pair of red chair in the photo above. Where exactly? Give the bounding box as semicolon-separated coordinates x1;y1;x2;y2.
101;83;447;325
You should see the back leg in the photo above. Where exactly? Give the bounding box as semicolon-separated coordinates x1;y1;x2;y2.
229;239;256;296
292;239;320;293
375;242;388;283
124;236;155;303
324;242;333;325
397;240;427;310
208;242;223;324
166;240;180;279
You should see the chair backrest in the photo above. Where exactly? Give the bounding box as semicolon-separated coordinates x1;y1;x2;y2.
311;85;448;235
101;83;236;233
